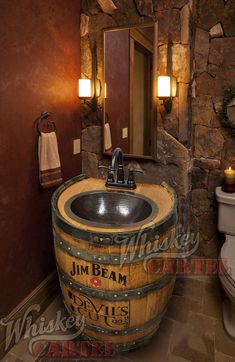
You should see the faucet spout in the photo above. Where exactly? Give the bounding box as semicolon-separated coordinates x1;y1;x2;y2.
111;147;124;184
111;147;123;169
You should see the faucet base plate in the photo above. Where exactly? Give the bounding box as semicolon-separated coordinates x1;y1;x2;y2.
105;181;136;190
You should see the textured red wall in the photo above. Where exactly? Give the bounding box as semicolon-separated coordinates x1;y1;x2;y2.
0;0;81;315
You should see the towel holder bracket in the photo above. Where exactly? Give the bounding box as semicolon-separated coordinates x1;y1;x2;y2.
37;112;56;135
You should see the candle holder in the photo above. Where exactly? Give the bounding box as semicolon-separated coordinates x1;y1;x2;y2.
223;167;235;193
222;182;235;193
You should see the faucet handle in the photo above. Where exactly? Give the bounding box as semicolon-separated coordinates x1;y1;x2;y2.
98;165;109;170
128;168;144;174
98;165;115;183
127;168;144;188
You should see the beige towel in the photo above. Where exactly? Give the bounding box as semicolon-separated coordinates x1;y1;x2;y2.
38;132;62;188
104;123;112;151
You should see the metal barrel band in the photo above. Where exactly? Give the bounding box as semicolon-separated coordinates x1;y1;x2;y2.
81;328;157;352
53;209;177;246
65;302;168;336
53;232;167;265
57;265;172;301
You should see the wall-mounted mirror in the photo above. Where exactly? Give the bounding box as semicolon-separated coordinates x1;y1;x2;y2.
103;22;158;160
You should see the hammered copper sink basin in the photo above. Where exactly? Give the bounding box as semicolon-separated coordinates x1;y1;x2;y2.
64;190;158;228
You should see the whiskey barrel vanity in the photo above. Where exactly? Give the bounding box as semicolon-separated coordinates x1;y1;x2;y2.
52;174;177;351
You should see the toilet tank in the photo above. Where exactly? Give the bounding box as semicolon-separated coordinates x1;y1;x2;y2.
216;187;235;235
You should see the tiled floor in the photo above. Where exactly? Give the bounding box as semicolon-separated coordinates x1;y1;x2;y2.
2;276;235;362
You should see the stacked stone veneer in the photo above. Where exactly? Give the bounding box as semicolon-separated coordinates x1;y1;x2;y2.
80;0;193;230
80;0;235;257
191;0;235;257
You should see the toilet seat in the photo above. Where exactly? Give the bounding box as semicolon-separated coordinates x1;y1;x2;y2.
221;236;235;284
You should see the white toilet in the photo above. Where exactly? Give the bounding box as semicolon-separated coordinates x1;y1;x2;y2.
216;187;235;338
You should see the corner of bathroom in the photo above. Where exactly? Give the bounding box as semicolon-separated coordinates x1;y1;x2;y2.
1;1;235;361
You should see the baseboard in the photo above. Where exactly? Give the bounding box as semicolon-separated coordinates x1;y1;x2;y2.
0;270;59;359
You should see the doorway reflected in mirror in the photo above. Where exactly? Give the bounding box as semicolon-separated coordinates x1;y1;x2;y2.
103;22;158;160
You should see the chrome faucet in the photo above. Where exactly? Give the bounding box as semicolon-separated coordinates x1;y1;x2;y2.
99;147;144;189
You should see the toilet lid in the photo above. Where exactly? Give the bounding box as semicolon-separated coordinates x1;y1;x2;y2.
221;237;235;281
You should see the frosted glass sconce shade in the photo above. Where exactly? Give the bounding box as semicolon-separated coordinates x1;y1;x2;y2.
157;76;177;98
78;79;91;98
157;76;171;97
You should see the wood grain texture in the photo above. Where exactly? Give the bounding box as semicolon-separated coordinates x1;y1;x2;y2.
53;176;177;348
54;231;177;290
60;278;175;345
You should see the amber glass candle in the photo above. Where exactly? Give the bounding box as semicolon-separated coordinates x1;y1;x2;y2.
223;167;235;192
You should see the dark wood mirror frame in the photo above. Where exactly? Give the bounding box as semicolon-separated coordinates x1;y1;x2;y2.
102;22;158;161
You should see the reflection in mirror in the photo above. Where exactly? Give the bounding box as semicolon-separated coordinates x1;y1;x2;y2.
103;23;158;159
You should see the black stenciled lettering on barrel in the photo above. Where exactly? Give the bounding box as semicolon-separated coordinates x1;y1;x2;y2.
70;261;127;286
67;289;130;328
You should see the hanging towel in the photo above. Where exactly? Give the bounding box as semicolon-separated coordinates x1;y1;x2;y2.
38;132;62;188
104;122;112;151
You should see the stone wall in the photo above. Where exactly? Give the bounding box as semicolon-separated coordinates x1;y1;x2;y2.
191;0;235;257
80;0;193;229
80;0;235;257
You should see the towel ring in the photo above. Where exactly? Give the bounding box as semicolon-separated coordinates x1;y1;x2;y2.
37;112;56;135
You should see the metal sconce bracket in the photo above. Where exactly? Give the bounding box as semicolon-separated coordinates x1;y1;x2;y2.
90;41;101;111
163;98;172;113
80;40;101;112
165;34;173;114
158;33;177;114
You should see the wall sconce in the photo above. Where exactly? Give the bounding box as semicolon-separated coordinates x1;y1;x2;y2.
78;41;101;111
157;34;177;113
78;79;91;98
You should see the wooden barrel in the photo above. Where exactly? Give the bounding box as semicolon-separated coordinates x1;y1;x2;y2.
52;174;177;351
